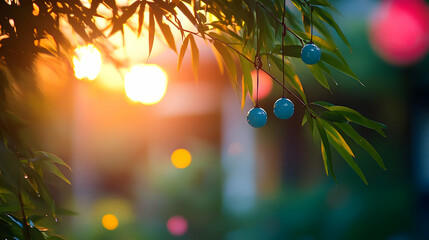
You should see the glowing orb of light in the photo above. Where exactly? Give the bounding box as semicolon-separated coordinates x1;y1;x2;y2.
171;149;192;169
124;64;168;105
73;44;102;80
251;70;273;100
369;0;428;66
102;214;119;231
167;215;188;236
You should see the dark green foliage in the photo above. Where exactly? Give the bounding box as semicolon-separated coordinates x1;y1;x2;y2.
0;0;387;238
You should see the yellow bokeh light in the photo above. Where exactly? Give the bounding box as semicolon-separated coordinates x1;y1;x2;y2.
124;64;168;105
73;44;102;80
171;149;192;169
102;214;119;231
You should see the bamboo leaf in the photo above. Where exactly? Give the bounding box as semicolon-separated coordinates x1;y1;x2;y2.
176;1;197;26
322;121;368;185
239;55;252;109
137;1;146;37
177;34;191;70
35;151;71;171
316;118;335;181
282;45;302;58
212;41;237;82
327;106;387;136
148;7;155;58
40;162;71;185
269;55;307;103
308;64;330;91
153;6;177;53
319;111;347;122
189;35;199;81
321;52;362;84
335;122;386;170
314;6;351;50
322;120;354;157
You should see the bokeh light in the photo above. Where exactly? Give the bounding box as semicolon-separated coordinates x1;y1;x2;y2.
251;70;273;100
369;0;428;66
167;215;188;236
124;64;168;105
171;149;192;169
102;214;118;231
73;44;102;80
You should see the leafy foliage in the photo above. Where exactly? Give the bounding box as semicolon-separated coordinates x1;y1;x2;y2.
0;0;387;238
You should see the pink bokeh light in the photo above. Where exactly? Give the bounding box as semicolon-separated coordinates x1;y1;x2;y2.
167;215;188;236
251;70;273;100
369;0;428;66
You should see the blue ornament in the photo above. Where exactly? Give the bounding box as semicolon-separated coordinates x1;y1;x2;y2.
301;43;321;65
273;98;294;119
247;107;267;128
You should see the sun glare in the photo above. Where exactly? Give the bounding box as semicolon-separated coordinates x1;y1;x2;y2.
73;44;102;80
124;64;168;105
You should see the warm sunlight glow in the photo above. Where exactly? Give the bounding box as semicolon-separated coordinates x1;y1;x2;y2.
73;44;102;80
102;214;118;230
171;149;192;169
124;64;168;105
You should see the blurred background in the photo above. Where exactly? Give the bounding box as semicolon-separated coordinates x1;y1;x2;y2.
19;0;428;239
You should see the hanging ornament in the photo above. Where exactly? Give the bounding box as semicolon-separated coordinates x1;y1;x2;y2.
301;43;321;65
247;107;268;128
301;4;321;65
273;97;294;119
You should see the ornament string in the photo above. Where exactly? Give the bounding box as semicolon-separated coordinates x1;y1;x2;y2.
282;0;287;98
255;1;261;108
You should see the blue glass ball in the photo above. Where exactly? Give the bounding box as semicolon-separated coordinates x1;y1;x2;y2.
301;43;321;65
247;107;267;128
273;98;294;119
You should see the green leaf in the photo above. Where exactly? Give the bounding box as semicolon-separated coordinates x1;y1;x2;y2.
28;169;55;216
314;6;351;51
322;120;354;157
269;55;307;103
282;45;302;58
302;12;311;34
321;120;368;184
177;34;190;70
321;52;362;84
308;64;330;91
316;119;335;181
212;41;237;83
29;226;46;240
327;106;387;136
41;162;71;185
319;111;347;122
189;35;199;81
36;152;71;171
239;55;252;109
335;122;386;170
295;31;336;51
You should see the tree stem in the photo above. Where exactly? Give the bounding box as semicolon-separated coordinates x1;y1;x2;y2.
18;192;31;240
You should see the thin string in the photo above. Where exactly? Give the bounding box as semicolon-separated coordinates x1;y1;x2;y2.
282;0;286;98
310;5;314;43
255;2;260;107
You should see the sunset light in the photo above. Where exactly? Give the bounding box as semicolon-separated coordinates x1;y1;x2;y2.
124;64;168;105
102;214;119;231
73;44;102;80
171;149;192;169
